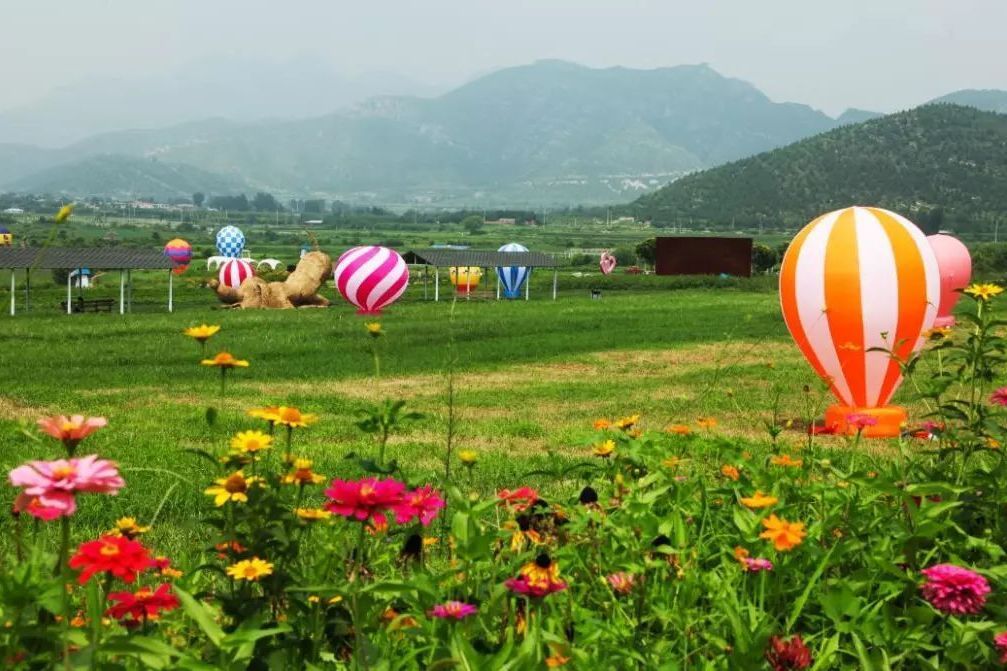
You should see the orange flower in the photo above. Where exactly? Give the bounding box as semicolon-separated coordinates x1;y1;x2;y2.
201;352;249;368
593;418;612;430
733;546;750;564
720;464;740;481
665;424;691;435
696;417;718;430
273;406;318;428
38;415;107;445
739;491;778;509
770;454;803;468
759;514;806;552
661;456;681;469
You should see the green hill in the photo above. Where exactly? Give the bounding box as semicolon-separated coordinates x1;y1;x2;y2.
631;105;1007;232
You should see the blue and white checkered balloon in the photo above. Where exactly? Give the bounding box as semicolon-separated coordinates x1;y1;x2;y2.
215;226;245;258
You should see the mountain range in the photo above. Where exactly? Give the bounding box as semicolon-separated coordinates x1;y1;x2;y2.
1;61;1005;206
631;104;1007;230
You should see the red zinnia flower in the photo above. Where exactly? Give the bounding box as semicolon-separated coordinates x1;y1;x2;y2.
106;583;179;625
497;486;539;512
765;635;812;670
68;536;154;585
324;477;406;525
393;485;445;526
991;387;1007;407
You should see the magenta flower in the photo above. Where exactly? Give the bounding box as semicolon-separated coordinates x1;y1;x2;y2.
323;477;406;525
991;388;1007;407
920;564;990;615
845;413;878;430
994;631;1007;664
429;601;477;620
393;485;445;526
9;455;124;520
742;557;774;573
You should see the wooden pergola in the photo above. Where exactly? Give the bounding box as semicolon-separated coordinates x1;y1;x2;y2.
0;247;176;315
403;249;561;301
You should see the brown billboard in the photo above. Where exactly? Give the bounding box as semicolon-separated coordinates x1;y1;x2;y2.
654;237;753;277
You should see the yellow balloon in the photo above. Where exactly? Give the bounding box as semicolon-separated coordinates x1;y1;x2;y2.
449;266;482;294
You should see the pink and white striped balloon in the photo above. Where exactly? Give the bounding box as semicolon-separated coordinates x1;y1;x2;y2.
218;258;254;289
333;246;410;315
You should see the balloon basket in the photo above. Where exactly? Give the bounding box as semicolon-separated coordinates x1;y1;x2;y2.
824;405;906;438
932;316;956;328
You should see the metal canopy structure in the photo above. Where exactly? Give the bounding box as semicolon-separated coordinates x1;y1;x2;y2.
0;247;176;316
403;249;560;301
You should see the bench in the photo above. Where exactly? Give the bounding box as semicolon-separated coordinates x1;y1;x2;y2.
60;298;116;313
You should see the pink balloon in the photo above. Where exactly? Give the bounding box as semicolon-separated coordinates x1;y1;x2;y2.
333;246;409;315
218;258;254;288
927;234;972;328
599;252;617;275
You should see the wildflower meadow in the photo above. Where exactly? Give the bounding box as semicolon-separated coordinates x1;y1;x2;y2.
3;286;1007;669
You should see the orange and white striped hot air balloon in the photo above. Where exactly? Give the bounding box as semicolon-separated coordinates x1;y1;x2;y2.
779;206;940;437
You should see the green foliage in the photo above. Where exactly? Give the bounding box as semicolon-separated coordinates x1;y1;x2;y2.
634;105;1007;233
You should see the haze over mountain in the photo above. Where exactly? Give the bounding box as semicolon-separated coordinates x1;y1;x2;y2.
0;60;843;204
929;89;1007;115
3;60;1007;206
632;104;1007;233
0;56;441;147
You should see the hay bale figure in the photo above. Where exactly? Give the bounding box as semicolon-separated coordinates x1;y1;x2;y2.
210;251;332;309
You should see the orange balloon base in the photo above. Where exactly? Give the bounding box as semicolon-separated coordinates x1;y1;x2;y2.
824;405;906;438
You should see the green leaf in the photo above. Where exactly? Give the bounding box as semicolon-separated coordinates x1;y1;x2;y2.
786;546;835;632
174;585;224;648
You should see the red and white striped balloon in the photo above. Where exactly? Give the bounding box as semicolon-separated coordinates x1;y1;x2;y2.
218;258;254;289
333;246;409;315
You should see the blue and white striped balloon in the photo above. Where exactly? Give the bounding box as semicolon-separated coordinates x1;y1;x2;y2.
496;242;530;299
215;226;245;258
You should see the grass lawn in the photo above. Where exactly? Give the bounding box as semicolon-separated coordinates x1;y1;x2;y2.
0;284;844;557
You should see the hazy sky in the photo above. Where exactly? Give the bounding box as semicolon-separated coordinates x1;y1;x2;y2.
2;0;1005;115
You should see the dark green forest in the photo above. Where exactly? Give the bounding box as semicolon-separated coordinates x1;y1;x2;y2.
632;104;1007;234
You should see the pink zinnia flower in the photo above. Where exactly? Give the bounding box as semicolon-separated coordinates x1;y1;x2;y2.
991;388;1007;407
12;491;69;521
9;455;124;520
38;415;107;449
606;572;636;595
393;485;445;526
324;477;405;525
994;631;1007;664
742;557;774;572
429;601;477;620
920;564;990;615
845;413;878;430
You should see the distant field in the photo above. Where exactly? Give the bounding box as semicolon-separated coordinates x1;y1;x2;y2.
0;286;816;555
